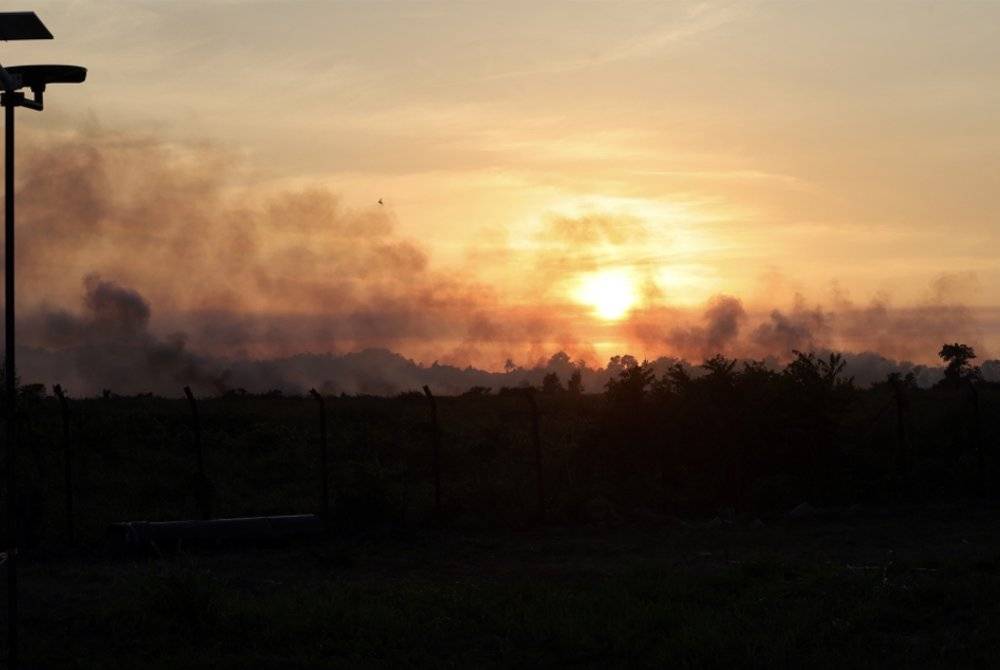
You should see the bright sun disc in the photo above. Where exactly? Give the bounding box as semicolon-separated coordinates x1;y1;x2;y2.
574;270;639;321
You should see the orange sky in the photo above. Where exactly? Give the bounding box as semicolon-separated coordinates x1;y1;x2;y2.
5;1;999;367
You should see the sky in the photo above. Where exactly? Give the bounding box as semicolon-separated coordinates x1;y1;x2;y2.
4;0;999;374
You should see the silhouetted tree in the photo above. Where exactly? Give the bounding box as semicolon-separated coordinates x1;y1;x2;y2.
605;359;654;406
542;372;563;395
938;343;980;387
785;351;851;390
738;359;778;388
772;351;856;505
702;354;737;378
660;362;693;396
700;355;738;401
936;344;987;492
567;369;584;395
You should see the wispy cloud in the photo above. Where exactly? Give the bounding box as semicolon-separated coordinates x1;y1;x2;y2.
630;169;805;186
485;2;751;80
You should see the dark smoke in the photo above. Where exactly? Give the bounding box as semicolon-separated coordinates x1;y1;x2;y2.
22;276;228;394
10;127;997;394
750;299;830;357
667;294;745;359
15;128;586;370
13;275;996;397
83;275;151;339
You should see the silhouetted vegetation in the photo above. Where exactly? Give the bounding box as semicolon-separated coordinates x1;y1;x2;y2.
1;342;999;666
938;342;981;387
0;343;995;545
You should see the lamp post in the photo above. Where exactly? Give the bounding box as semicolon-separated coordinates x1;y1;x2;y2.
1;12;85;667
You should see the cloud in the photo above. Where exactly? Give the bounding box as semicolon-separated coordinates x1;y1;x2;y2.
485;2;750;80
544;213;647;247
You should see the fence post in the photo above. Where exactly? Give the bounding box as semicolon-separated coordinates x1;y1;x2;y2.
422;385;441;515
183;386;212;520
524;388;545;523
888;374;911;498
968;379;985;496
308;389;330;530
53;384;73;543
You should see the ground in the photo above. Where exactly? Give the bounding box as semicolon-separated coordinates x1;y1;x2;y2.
5;504;1000;668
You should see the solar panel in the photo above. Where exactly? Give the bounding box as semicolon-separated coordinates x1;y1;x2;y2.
0;12;53;41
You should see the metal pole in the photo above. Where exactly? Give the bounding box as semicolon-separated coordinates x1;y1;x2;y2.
183;386;210;520
422;386;441;516
53;384;73;543
524;388;545;523
308;389;329;530
4;94;18;669
968;379;984;497
889;375;910;500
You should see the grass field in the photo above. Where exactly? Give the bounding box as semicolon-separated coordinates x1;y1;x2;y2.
6;504;1000;668
0;375;997;667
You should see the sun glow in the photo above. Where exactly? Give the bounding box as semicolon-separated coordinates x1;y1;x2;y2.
574;270;640;321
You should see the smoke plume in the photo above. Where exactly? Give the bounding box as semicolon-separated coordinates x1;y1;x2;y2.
10;126;997;395
667;294;746;359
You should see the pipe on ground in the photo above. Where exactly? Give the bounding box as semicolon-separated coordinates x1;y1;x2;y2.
108;514;323;553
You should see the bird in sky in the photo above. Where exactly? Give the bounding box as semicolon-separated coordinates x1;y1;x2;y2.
378;198;383;205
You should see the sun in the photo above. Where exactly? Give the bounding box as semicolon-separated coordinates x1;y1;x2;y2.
574;270;639;321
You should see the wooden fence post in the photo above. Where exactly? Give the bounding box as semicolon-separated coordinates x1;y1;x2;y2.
183;386;212;520
888;374;912;498
52;384;73;543
308;389;330;530
968;379;985;496
422;385;441;515
524;388;545;523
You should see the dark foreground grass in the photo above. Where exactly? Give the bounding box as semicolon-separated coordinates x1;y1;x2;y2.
6;511;1000;669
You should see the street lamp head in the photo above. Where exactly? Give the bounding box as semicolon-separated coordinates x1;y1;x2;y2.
4;64;86;91
0;12;83;97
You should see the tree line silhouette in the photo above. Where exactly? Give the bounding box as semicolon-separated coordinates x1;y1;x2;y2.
0;342;996;547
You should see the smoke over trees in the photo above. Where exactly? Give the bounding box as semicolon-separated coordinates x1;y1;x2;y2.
15;275;997;396
8;126;996;395
667;294;746;359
